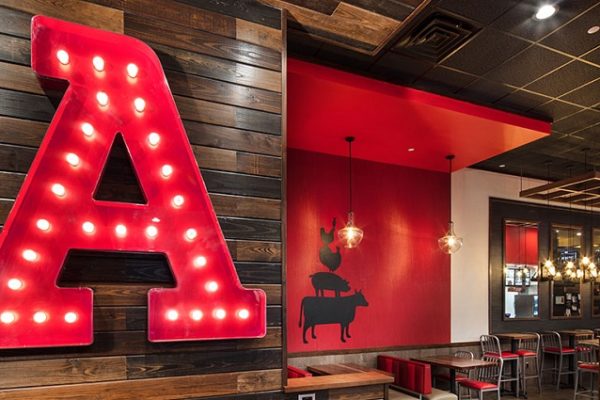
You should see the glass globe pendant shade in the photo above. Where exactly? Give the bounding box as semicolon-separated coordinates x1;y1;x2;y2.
438;221;463;254
338;211;364;249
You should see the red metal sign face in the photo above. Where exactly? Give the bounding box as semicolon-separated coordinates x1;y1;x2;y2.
0;16;266;348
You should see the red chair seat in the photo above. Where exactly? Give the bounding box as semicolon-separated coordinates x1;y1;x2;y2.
484;351;519;359
579;362;600;371
543;346;575;354
460;379;498;390
516;349;537;357
435;372;468;381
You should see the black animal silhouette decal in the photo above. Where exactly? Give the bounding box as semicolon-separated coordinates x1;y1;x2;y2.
299;290;368;343
310;272;350;297
319;218;341;272
299;217;369;344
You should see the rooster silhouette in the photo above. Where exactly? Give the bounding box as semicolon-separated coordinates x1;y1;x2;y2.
319;217;341;272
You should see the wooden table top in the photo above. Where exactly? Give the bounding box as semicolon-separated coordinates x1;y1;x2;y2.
495;332;538;340
578;339;600;347
307;363;374;375
284;371;394;393
558;329;594;336
411;355;495;370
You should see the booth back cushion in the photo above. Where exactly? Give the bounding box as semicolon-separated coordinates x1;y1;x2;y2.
287;366;312;378
377;355;432;395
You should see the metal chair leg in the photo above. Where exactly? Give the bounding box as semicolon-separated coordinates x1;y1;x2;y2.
557;355;563;390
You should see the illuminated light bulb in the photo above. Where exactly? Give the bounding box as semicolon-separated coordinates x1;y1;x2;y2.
92;56;105;72
151;217;160;223
593;269;599;278
96;91;108;106
81;122;94;137
82;221;95;234
535;4;557;20
64;312;78;323
549;266;556;276
134;97;146;112
213;308;226;320
577;269;584;278
36;219;50;231
7;279;23;290
56;49;69;65
544;259;554;269
566;261;575;269
590;262;597;270
115;224;127;238
148;132;160;147
190;309;203;321
582;256;590;266
146;225;158;238
517;270;523;277
172;195;184;208
237;309;249;320
65;152;80;167
51;183;66;197
193;256;207;268
205;281;218;293
161;164;173;178
127;63;139;78
22;249;38;262
185;228;198;241
503;267;509;274
33;311;48;324
166;309;179;321
0;311;16;324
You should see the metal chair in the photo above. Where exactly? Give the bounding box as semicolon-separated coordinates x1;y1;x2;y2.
480;334;519;395
575;333;594;362
458;356;502;400
517;332;542;394
540;331;576;390
434;350;474;392
574;343;599;400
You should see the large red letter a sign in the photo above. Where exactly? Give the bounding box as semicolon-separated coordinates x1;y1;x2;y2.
0;16;266;348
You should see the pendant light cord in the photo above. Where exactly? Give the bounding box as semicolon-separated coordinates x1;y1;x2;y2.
345;137;355;213
446;154;455;223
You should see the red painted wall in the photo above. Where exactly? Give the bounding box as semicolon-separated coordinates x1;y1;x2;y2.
505;226;538;265
286;149;451;353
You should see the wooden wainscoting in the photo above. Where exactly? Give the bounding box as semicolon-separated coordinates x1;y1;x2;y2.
0;0;285;398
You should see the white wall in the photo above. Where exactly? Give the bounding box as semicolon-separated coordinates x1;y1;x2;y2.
450;168;548;342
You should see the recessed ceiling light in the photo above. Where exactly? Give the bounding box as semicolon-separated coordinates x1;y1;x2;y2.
535;4;557;20
408;147;415;152
499;164;506;168
588;25;600;34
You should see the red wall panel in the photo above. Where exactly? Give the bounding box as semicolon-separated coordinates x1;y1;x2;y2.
505;226;538;265
286;149;451;353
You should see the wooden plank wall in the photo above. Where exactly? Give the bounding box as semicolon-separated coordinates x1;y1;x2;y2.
0;0;286;399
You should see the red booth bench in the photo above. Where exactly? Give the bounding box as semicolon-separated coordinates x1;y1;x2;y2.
377;355;456;400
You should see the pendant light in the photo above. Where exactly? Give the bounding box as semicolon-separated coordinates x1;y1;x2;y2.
438;154;463;254
338;136;363;248
540;161;557;281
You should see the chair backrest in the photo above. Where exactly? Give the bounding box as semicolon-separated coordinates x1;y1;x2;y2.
480;334;501;356
576;345;596;363
377;355;432;395
518;332;540;353
454;350;474;360
541;331;562;352
478;356;503;387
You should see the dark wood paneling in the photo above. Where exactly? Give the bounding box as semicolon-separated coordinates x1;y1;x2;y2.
177;0;283;30
0;1;284;398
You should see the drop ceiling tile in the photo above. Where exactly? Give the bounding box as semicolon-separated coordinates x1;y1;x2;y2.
528;100;583;121
495;90;549;113
455;78;513;105
316;44;374;71
583;47;600;65
412;66;476;94
370;52;433;84
524;61;600;97
442;28;529;75
542;4;600;56
551;109;600;134
492;0;599;41
485;45;570;87
437;0;517;24
560;79;600;107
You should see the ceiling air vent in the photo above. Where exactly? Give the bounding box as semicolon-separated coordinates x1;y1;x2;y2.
392;13;476;62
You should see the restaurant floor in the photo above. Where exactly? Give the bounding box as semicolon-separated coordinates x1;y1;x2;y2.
456;384;585;399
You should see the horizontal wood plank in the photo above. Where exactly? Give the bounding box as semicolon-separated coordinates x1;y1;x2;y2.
0;61;43;95
166;69;281;114
94;307;127;331
227;240;281;262
176;0;282;30
210;194;281;220
0;88;55;122
193;145;281;178
154;43;281;93
0;116;47;147
0;369;282;399
125;13;281;71
0;6;41;38
236;18;282;51
0;356;126;389
1;0;124;33
176;95;281;135
203;170;281;199
0;34;30;65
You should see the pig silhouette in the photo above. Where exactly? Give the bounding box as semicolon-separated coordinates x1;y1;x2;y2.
299;290;368;343
310;272;350;297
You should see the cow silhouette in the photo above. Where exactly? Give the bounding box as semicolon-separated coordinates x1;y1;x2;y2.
319;218;341;271
299;290;368;343
310;272;350;297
